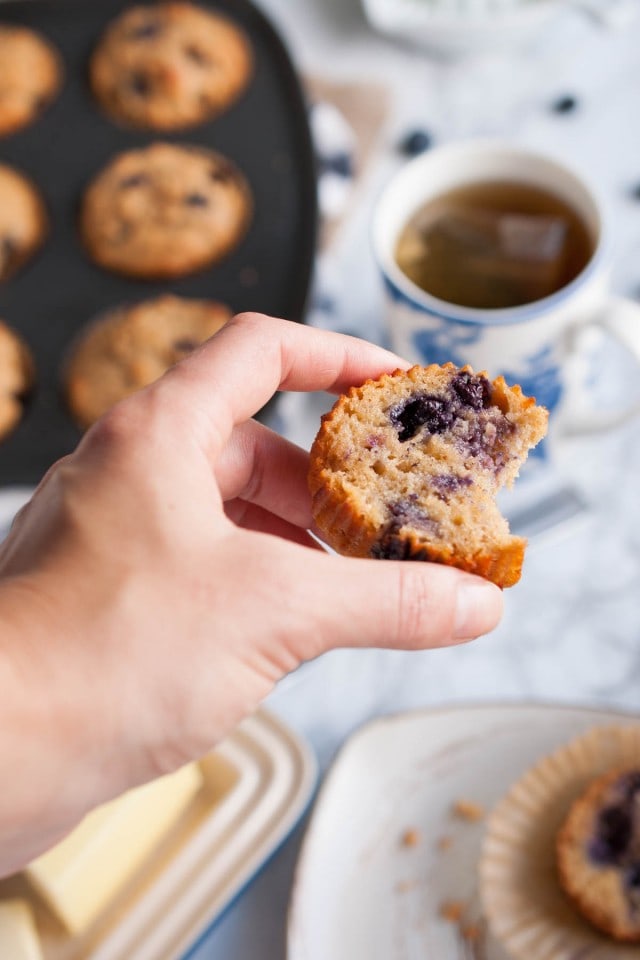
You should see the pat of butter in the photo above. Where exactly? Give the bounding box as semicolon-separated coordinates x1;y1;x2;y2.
26;763;202;935
0;899;43;960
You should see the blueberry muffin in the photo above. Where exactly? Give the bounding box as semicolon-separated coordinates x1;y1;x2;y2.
0;320;34;441
90;2;252;130
0;25;62;137
0;164;47;282
557;768;640;941
79;142;251;279
65;294;231;428
308;364;548;588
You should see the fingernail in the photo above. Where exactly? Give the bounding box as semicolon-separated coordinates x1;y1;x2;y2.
454;579;503;640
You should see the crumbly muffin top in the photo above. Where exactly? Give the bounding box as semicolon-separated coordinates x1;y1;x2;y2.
0;320;33;440
0;25;62;136
0;163;47;282
90;2;252;130
80;142;251;279
65;294;231;427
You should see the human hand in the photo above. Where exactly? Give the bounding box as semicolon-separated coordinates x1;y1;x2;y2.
0;314;502;872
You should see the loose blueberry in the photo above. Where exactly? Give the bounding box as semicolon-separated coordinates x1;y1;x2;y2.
184;192;209;207
390;393;456;442
629;183;640;202
322;153;353;178
399;129;433;157
551;95;578;114
451;371;491;411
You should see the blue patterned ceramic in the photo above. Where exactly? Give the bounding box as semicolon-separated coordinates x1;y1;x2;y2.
372;141;640;450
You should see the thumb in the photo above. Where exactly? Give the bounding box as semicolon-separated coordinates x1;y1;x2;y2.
288;547;504;660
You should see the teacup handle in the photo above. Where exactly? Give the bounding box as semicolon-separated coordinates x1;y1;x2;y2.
560;295;640;436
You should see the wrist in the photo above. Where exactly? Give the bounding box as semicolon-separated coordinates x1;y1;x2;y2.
0;573;134;873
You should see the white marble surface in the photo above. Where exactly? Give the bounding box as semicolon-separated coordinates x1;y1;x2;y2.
3;1;640;957
186;2;640;957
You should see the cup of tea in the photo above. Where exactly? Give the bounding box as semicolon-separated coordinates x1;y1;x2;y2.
372;140;640;451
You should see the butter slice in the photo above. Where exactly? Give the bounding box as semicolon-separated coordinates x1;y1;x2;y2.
0;899;43;960
26;763;202;935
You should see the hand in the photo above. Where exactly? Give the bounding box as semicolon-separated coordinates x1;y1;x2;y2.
0;313;502;873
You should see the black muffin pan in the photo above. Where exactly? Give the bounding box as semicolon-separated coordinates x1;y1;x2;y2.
0;0;317;486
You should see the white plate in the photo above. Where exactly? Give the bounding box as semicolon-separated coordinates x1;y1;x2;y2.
287;703;639;960
0;709;317;960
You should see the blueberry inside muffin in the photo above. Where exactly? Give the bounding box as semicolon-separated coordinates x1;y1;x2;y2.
308;363;548;587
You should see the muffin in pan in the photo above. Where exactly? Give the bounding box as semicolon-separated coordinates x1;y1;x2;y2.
0;24;62;137
90;1;252;131
79;142;252;279
0;163;48;283
0;320;34;442
65;294;231;428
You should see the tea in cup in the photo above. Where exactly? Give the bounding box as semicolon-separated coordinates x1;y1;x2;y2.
372;141;640;443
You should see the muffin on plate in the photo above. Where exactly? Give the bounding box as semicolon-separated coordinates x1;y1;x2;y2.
0;320;34;441
79;142;251;279
557;767;640;942
90;2;252;130
64;294;231;428
0;24;62;137
0;164;47;282
308;363;547;587
481;725;640;960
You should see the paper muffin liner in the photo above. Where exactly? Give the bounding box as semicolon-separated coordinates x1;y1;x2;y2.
479;724;640;960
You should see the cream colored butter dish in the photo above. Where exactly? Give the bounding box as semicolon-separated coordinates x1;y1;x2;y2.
0;710;316;960
26;763;203;936
0;898;43;960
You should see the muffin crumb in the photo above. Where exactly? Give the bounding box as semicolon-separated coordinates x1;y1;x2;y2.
462;921;483;942
395;879;417;893
452;798;485;822
400;827;422;848
436;834;453;851
439;899;466;923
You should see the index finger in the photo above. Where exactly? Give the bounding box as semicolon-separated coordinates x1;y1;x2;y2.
152;313;409;455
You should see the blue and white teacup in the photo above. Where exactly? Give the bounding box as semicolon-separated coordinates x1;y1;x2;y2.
372;141;640;454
